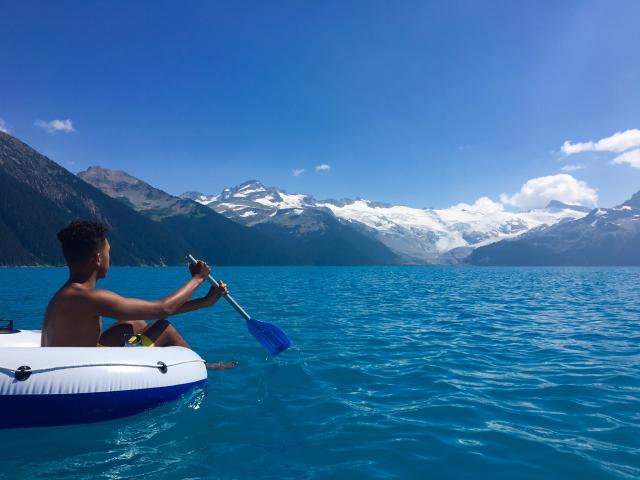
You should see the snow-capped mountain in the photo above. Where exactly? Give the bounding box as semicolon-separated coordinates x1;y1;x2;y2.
183;181;313;226
181;181;590;264
468;191;640;265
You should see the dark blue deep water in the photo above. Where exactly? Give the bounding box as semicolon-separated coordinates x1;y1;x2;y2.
0;266;639;479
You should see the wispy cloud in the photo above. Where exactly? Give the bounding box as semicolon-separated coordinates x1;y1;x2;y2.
561;129;640;155
500;174;597;210
315;163;331;171
34;118;75;134
0;117;9;134
560;164;584;172
292;168;305;177
612;149;640;169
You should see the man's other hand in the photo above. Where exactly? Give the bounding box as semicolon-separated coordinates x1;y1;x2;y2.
205;281;228;306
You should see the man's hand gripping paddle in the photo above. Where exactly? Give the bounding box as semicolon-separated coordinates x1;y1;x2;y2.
187;255;291;356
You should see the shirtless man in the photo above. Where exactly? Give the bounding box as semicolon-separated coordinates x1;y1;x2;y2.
42;219;237;369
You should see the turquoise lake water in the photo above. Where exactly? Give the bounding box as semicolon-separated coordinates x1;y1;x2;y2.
0;266;639;479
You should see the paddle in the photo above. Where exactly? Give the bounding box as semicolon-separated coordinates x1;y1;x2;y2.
187;254;291;356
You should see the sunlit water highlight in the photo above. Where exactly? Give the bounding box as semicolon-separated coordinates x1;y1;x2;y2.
0;266;638;479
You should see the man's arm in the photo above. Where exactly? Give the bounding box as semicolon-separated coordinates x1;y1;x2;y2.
172;282;228;315
87;261;212;320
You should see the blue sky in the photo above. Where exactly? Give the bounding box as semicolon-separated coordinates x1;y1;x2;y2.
1;0;639;209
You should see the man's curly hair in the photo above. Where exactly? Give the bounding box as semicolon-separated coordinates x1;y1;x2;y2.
57;220;109;264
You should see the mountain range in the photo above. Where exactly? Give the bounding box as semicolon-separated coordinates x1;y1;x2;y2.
180;181;591;264
79;167;398;265
1;130;639;266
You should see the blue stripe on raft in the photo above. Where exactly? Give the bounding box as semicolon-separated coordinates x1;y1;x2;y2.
0;380;206;429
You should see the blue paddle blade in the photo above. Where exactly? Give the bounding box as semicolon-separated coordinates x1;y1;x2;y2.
246;318;291;356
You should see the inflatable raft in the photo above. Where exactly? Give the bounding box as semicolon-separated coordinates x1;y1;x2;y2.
0;322;207;429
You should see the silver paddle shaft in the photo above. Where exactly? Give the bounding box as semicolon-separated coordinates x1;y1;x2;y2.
187;254;251;321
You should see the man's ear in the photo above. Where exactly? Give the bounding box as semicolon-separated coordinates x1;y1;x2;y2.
95;252;102;269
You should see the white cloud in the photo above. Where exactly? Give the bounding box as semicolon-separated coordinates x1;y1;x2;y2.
315;163;331;171
612;148;640;169
450;196;504;215
561;129;640;155
500;174;598;210
34;118;75;134
0;118;9;133
560;164;584;172
292;168;305;177
561;140;594;155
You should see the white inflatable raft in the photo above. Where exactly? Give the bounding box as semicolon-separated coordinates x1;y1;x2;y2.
0;323;207;428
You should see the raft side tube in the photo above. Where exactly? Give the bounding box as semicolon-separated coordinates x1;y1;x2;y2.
0;330;208;428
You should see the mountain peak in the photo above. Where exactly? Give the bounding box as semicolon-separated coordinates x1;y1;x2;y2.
180;190;206;199
544;200;592;213
622;190;640;209
78;166;200;219
217;179;273;202
80;166;141;186
232;180;267;194
237;179;263;188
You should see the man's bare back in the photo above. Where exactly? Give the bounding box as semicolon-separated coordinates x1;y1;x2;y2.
42;282;104;347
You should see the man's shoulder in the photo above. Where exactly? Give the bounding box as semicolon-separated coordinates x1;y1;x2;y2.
49;285;116;318
56;284;109;303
